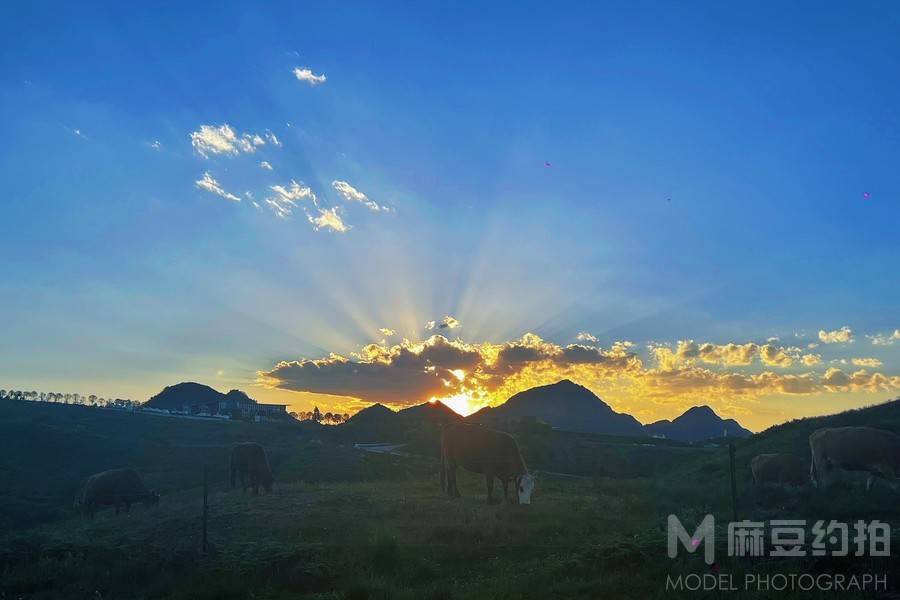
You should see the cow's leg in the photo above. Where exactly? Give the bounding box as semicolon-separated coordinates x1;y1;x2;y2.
867;474;875;492
485;473;498;504
502;479;509;502
252;475;259;495
240;473;247;493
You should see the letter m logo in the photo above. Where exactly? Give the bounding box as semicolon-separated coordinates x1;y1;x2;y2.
668;514;715;565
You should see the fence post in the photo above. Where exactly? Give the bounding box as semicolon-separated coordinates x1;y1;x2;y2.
728;443;738;522
202;464;208;554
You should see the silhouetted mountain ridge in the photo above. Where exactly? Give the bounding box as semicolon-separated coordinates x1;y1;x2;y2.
468;379;645;436
644;405;752;441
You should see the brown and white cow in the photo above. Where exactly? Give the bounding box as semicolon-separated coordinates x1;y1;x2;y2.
809;426;900;492
440;423;535;504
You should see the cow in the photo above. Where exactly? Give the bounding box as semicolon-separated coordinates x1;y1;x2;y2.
440;423;535;504
74;468;159;517
809;427;900;493
230;442;274;494
750;453;807;486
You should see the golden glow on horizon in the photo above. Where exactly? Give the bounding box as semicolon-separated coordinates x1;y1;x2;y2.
430;392;477;416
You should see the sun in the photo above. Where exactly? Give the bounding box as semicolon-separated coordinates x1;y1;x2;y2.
430;392;475;416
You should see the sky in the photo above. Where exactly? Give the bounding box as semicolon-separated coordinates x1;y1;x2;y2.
1;2;899;431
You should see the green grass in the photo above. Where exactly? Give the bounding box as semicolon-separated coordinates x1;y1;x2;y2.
2;398;900;598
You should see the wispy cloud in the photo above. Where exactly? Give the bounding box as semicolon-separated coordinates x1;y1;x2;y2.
293;67;326;86
819;326;853;344
577;332;598;343
148;140;162;150
331;180;387;212
260;161;273;171
195;172;240;202
852;357;883;368
190;123;266;158
869;329;900;346
379;328;396;336
265;180;316;219
265;130;282;147
307;207;348;232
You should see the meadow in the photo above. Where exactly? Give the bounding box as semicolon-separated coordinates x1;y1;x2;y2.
2;398;899;599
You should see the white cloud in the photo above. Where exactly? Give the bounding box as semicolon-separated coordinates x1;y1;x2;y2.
427;316;461;330
869;329;900;346
195;172;240;202
577;332;599;343
265;180;316;219
852;357;883;368
379;328;396;336
307;207;348;232
190;123;267;158
260;161;273;171
149;140;162;150
818;326;853;344
293;67;326;85
331;180;387;212
265;131;282;147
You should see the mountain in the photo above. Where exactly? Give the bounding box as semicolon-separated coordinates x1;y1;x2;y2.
346;403;398;426
145;382;232;410
468;379;645;436
643;405;752;442
398;401;463;423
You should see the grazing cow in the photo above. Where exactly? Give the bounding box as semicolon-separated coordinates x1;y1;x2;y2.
440;423;535;504
74;468;159;517
230;442;274;494
809;427;900;492
751;453;807;486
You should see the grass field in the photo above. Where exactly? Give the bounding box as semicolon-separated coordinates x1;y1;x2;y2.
2;398;900;599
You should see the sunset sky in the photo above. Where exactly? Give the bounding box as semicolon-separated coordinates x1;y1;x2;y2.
2;2;899;431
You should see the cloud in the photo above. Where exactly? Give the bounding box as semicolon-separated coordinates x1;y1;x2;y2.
190;123;267;158
149;140;162;150
852;357;883;368
331;180;387;212
265;180;316;219
869;330;900;346
818;326;853;344
194;172;240;202
801;354;822;366
577;332;599;343
293;67;326;85
307;207;349;232
265;131;282;147
260;161;273;171
260;330;900;416
379;328;396;336
427;316;461;330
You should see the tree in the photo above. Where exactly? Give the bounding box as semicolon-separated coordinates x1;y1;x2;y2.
312;406;322;422
88;394;98;406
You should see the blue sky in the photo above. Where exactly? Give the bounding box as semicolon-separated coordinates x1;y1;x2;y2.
1;2;898;429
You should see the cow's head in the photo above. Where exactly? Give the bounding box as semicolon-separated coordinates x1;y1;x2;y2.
517;473;535;504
